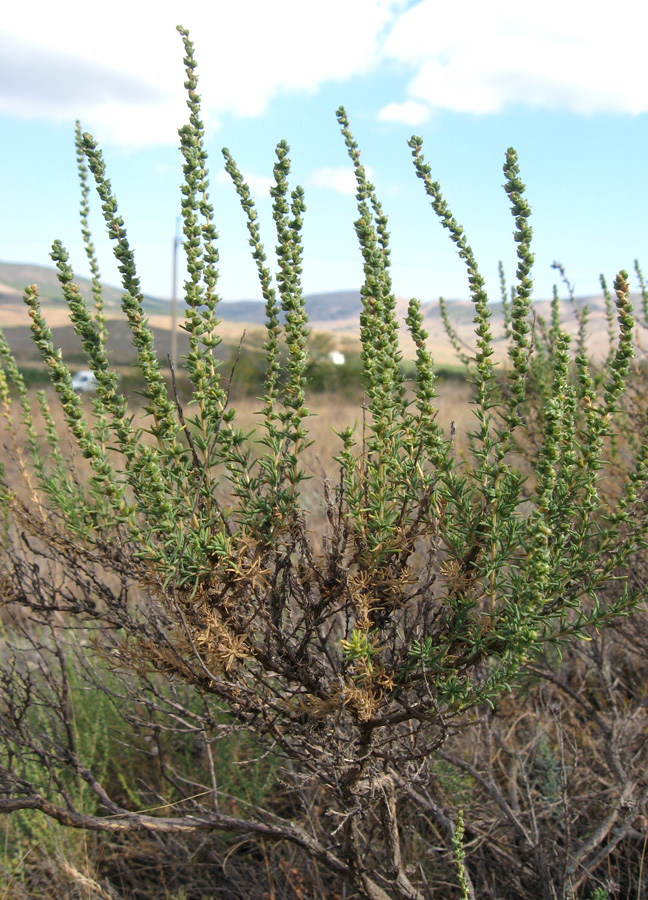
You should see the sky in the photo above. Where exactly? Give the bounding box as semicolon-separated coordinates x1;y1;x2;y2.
2;0;648;307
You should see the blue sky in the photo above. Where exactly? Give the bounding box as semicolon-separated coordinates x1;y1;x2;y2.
2;0;648;305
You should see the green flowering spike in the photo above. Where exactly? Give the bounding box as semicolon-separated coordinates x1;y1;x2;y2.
266;143;312;528
336;108;424;559
271;146;310;444
222;148;281;430
603;271;634;413
409;135;494;407
337;107;404;412
48;239;154;523
77;132;205;542
220;148;287;528
635;259;648;328
176;26;229;451
411;137;523;612
550;283;561;343
599;273;617;362
523;329;572;608
21;285;124;518
50;241;124;416
79;134;182;456
405;297;447;468
503;148;534;427
75;120;106;346
75;119;113;453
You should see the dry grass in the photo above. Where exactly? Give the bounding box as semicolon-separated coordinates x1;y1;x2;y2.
231;379;474;471
1;377;475;508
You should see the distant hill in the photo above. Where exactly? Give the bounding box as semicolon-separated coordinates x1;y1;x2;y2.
0;261;369;333
0;261;166;312
217;291;364;327
0;259;638;365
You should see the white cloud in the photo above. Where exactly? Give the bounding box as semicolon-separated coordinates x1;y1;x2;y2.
382;0;648;116
377;100;431;126
0;0;402;147
4;0;648;152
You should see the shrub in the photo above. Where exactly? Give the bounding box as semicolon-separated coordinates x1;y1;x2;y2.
1;26;648;900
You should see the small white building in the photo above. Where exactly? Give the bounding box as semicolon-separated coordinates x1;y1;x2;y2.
71;370;99;393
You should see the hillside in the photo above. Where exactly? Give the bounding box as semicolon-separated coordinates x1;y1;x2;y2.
0;260;637;365
0;261;166;313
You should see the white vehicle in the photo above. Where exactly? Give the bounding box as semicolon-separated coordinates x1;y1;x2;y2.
71;370;99;393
